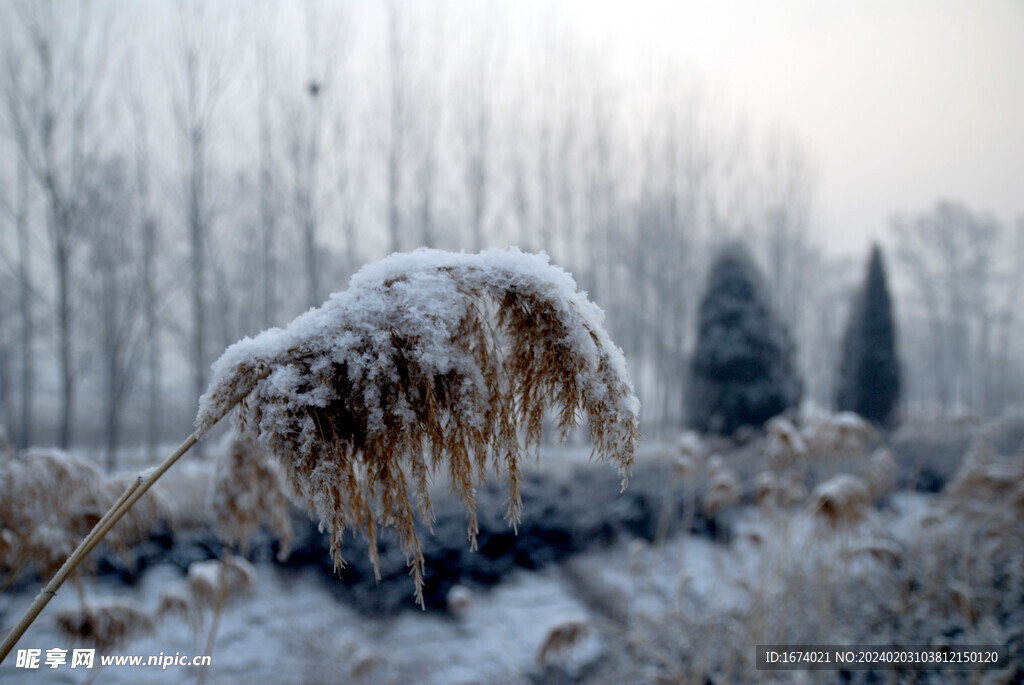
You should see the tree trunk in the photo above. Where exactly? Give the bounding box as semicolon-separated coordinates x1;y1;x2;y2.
16;152;34;450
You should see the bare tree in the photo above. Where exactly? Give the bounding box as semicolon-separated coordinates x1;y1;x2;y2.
991;218;1024;409
407;4;444;250
893;200;999;412
82;158;142;471
255;22;280;328
127;58;162;461
384;0;407;255
0;144;38;449
288;0;329;307
170;1;229;433
2;0;110;449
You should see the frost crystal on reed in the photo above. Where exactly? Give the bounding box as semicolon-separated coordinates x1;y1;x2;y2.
196;248;640;604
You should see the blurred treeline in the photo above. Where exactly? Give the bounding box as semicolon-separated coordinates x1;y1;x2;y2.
0;1;1022;465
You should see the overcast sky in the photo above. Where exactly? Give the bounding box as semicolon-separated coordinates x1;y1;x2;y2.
569;0;1024;254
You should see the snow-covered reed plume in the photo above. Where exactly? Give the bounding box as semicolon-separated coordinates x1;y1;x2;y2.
0;248;639;661
196;248;640;603
212;432;293;561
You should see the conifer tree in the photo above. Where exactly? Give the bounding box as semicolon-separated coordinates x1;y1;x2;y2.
688;243;802;434
836;244;900;425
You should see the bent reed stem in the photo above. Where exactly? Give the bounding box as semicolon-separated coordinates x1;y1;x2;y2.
1;425;214;662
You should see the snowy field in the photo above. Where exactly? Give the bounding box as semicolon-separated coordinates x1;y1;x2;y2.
2;414;1024;684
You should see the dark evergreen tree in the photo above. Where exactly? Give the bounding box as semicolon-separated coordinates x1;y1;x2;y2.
836;244;900;425
687;243;802;435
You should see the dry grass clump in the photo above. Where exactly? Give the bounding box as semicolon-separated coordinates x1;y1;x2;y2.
702;456;741;517
98;473;170;554
865;446;896;497
753;469;807;510
186;556;256;606
211;432;293;561
763;416;807;468
536;619;590;665
55;599;154;652
809;473;871;527
195;248;640;603
802;410;879;458
156;556;256;635
0;450;162;584
945;443;1024;502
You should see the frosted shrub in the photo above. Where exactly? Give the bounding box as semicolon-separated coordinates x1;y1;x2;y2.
196;248;639;603
687;243;802;434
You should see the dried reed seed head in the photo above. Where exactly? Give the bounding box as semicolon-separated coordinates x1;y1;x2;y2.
754;471;802;509
55;600;154;653
99;473;169;553
186;556;256;606
156;586;201;630
764;416;807;468
703;464;742;516
536;619;590;665
196;248;640;604
865;447;897;497
0;450;158;577
212;431;293;561
946;443;1023;500
802;411;879;457
809;473;871;527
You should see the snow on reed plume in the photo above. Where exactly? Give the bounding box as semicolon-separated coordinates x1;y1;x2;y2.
212;432;293;561
195;248;640;604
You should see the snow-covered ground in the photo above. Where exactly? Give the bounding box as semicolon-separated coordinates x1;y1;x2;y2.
3;418;1024;684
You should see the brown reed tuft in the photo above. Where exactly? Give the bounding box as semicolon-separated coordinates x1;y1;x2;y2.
0;450;163;582
536;619;590;665
802;411;879;458
55;599;154;653
212;432;293;561
763;416;807;468
809;473;871;527
703;456;741;517
194;249;640;605
156;556;257;635
754;470;806;509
